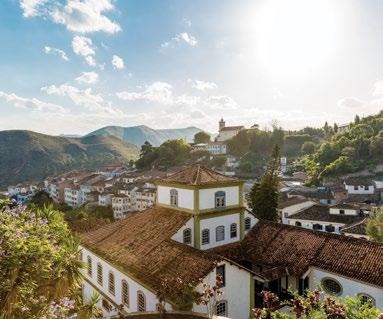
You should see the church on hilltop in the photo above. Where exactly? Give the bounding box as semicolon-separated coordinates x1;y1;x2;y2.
79;165;383;319
215;118;245;142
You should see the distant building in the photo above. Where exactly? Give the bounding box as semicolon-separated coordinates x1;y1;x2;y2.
216;118;244;142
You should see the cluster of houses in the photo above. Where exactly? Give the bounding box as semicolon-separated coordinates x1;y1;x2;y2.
278;177;383;240
79;165;383;319
7;165;162;219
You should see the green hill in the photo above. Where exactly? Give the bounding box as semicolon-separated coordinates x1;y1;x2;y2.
0;130;139;186
87;125;202;147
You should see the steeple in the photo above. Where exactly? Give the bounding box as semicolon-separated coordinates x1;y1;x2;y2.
219;118;225;131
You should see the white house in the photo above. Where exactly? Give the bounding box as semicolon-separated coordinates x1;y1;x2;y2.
343;178;375;195
79;165;383;318
279;197;315;224
216;118;244;142
285;204;367;234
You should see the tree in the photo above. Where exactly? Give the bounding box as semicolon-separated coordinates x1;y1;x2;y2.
157;139;191;168
301;141;316;155
135;141;158;169
77;292;103;319
227;130;250;157
211;156;227;169
194;132;211;144
334;123;339;133
248;145;280;222
366;209;383;243
0;200;83;319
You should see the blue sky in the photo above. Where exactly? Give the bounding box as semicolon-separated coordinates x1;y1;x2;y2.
0;0;383;135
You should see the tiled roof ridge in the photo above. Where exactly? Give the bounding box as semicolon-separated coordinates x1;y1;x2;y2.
341;218;368;231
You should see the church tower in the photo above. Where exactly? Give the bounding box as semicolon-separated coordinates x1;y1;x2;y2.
219;118;225;131
155;165;256;250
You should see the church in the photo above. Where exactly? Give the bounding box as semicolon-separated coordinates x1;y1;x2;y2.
79;165;383;318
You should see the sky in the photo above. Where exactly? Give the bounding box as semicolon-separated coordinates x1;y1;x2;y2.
1;0;383;135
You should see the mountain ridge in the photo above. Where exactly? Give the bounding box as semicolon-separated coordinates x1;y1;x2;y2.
86;125;203;147
0;130;139;187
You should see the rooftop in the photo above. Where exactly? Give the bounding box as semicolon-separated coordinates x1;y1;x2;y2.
157;165;239;186
80;207;218;301
341;219;368;236
286;204;363;224
220;126;244;132
210;220;383;286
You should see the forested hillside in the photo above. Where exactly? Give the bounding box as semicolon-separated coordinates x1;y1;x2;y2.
0;131;139;186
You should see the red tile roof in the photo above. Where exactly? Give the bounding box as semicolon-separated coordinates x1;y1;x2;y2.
80;207;218;300
157;165;239;186
210;221;383;287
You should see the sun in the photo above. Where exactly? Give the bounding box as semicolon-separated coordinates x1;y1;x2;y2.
252;0;341;78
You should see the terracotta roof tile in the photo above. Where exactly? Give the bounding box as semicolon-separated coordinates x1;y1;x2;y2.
210;221;383;287
341;219;368;235
158;165;239;186
80;207;218;300
286;205;363;224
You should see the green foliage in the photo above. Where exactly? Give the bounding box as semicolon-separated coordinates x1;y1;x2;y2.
0;131;139;187
366;208;383;243
194;131;211;144
136;141;158;169
248;145;280;221
227;130;250;157
0;200;83;319
301;141;316;155
211;156;227;168
301;112;383;180
321;156;355;177
253;290;381;319
284;134;314;157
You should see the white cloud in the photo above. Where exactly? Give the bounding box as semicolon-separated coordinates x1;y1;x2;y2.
160;32;198;50
50;0;121;34
20;0;48;17
42;84;108;112
337;97;365;109
204;96;238;110
71;36;96;66
112;55;124;69
75;71;99;84
0;91;65;113
173;32;198;46
188;79;217;91
44;46;69;61
372;81;383;97
182;18;192;27
116;82;173;105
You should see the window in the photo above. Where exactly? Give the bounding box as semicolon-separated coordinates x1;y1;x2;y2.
364;186;369;190
202;229;210;245
244;217;251;230
79;250;83;261
137;291;146;312
358;294;375;306
354;185;358;190
230;223;237;238
108;272;115;295
170;189;178;207
216;300;228;316
313;224;323;230
322;278;342;295
216;225;225;241
339;209;345;215
325;225;335;232
295;221;302;227
284;212;288;218
216;265;226;287
102;299;112;311
87;256;92;277
215;191;226;208
97;263;103;286
121;280;129;306
183;228;192;244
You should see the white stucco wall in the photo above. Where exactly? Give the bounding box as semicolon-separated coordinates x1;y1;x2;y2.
193;262;251;319
171;217;194;246
281;201;315;224
345;184;375;195
199;186;239;210
308;267;383;310
200;214;240;250
244;210;258;234
329;208;358;216
157;185;195;210
287;219;345;233
81;247;172;316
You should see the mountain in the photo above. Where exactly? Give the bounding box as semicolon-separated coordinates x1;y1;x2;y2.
87;125;203;147
0;130;139;187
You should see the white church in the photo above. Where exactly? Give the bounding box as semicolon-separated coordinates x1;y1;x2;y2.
79;165;383;318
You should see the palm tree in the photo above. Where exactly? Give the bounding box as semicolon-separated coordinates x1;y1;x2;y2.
78;292;103;319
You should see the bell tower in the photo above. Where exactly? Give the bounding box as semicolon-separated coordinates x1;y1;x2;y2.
219;118;225;131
